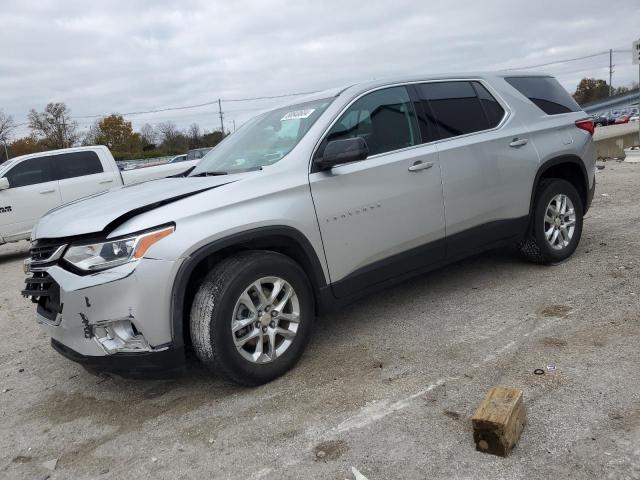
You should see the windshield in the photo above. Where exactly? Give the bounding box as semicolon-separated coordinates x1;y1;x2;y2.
190;98;333;175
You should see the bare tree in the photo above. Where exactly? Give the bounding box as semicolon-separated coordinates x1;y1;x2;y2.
82;121;102;146
187;123;201;149
140;123;157;149
156;121;178;143
28;102;78;149
0;110;15;144
156;121;187;151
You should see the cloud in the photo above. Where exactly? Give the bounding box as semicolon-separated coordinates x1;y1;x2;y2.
1;0;638;138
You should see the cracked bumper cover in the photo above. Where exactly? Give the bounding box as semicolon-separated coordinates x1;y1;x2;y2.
36;257;186;375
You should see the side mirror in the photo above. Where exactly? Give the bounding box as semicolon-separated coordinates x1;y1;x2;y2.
0;177;9;191
315;137;369;171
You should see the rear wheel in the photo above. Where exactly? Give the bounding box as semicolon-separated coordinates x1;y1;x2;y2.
520;178;583;265
190;250;314;386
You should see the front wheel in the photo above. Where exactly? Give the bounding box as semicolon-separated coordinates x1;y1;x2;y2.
520;178;584;265
190;250;314;386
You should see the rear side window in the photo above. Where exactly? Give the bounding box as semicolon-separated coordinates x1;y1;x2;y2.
54;151;104;180
473;82;505;127
417;81;496;140
4;156;55;188
326;86;419;156
505;76;580;115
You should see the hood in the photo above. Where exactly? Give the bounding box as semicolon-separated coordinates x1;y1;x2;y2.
33;176;236;239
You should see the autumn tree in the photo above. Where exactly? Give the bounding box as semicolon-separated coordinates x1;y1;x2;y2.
573;78;610;105
8;136;43;158
202;130;225;147
91;114;141;152
28;102;78;149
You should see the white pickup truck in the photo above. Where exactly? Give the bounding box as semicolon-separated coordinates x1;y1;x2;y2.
0;145;199;245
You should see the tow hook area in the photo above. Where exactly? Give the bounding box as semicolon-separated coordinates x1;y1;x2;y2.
82;314;161;354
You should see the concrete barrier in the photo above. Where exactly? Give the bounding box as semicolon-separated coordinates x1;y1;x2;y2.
594;123;640;158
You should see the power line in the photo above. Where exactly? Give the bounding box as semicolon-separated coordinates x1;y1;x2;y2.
504;49;632;71
504;51;609;71
72;89;320;119
223;90;320;102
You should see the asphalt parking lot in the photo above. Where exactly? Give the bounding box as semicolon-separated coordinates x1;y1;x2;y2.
1;163;639;480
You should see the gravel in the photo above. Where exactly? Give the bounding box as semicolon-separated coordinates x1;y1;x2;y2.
1;163;638;480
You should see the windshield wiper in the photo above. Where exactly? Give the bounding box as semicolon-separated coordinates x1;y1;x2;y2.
189;166;263;177
190;171;229;177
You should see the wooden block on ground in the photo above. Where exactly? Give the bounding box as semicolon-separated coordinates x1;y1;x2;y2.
472;387;526;457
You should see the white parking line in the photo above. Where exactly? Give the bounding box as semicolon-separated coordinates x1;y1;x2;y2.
332;377;451;434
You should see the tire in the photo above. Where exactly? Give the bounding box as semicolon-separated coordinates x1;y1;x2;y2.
190;250;314;386
519;178;584;265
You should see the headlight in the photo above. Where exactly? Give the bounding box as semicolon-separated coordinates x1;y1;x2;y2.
63;225;175;272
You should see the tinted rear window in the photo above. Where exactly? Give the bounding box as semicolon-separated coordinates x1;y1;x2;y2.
417;81;492;140
505;76;580;115
54;151;104;180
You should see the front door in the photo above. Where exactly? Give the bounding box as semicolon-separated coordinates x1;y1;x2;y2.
309;86;446;298
0;155;61;241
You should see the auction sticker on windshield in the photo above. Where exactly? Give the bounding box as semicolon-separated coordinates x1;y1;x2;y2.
281;109;315;121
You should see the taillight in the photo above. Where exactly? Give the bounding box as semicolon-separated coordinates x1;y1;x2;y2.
575;119;594;135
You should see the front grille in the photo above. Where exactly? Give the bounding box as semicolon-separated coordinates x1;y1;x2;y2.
28;240;66;263
22;240;66;321
30;244;60;262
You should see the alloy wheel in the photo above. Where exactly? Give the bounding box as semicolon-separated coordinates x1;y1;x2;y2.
231;276;300;364
544;194;576;250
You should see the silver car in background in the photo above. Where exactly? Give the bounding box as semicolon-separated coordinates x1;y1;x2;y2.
23;72;596;384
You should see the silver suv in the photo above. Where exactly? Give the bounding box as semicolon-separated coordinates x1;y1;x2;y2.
23;73;596;384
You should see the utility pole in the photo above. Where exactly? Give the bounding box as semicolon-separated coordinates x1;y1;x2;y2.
609;48;614;96
218;98;225;134
61;114;67;148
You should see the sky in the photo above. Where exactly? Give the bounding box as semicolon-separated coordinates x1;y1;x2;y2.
1;0;639;139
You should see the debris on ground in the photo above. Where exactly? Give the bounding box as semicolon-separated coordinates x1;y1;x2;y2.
472;387;526;457
41;458;58;471
313;440;348;462
443;410;461;420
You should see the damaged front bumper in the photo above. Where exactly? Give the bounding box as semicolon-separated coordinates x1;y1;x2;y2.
24;251;186;376
50;339;185;378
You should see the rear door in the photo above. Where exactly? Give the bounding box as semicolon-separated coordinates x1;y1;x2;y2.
54;150;115;203
415;80;539;257
0;155;61;241
309;85;446;298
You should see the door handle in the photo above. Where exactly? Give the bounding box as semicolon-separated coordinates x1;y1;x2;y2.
39;189;55;194
99;179;114;184
408;161;434;172
509;138;528;147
